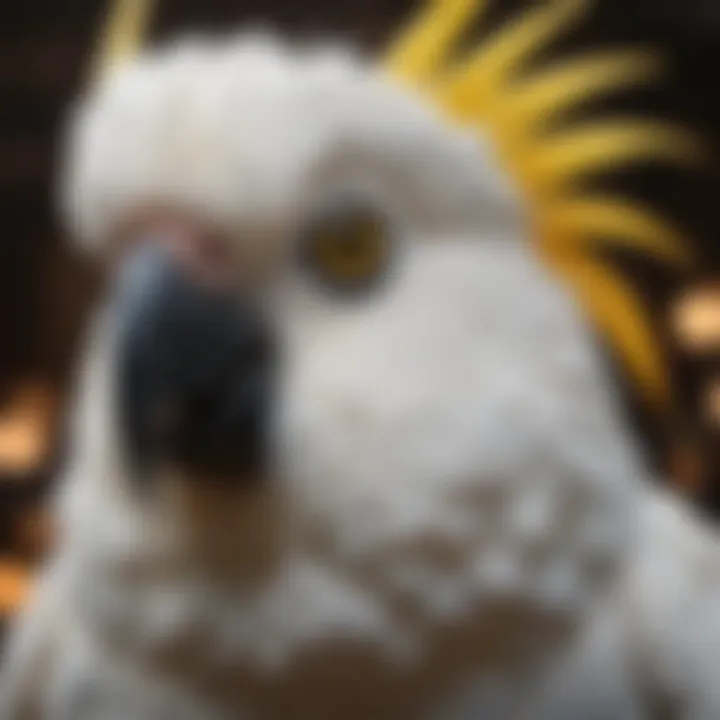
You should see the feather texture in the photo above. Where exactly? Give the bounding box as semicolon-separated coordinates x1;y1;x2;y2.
386;0;700;409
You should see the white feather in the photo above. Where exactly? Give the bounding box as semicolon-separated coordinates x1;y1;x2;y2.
3;34;719;720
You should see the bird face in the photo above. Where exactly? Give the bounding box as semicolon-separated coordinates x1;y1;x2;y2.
64;36;641;615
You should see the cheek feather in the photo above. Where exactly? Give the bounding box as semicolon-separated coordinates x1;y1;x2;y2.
274;242;640;629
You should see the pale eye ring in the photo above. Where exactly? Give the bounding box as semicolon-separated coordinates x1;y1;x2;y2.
297;197;394;297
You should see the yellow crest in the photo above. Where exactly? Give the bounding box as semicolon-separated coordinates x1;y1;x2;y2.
386;0;701;409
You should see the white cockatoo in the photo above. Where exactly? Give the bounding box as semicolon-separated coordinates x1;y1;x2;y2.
2;0;720;718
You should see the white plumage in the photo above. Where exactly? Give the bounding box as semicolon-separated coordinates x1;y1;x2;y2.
2;34;720;720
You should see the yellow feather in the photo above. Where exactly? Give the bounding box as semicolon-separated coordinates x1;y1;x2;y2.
384;0;701;411
515;121;702;194
541;197;693;267
487;50;662;133
439;0;587;118
543;252;670;407
92;0;155;84
385;0;485;84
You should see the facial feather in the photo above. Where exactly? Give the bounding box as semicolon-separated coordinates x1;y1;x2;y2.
50;34;652;716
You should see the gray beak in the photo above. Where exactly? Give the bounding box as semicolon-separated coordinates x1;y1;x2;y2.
113;244;275;484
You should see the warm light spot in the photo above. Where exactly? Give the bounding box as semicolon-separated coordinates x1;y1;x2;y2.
0;381;57;475
0;560;32;614
671;284;720;353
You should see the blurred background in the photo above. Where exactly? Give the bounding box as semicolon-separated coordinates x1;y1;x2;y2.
0;0;719;623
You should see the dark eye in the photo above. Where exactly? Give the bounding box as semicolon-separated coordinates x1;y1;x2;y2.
298;200;393;296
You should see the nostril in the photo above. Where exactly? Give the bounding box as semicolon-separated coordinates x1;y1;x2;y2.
117;215;239;290
195;231;234;267
181;230;238;287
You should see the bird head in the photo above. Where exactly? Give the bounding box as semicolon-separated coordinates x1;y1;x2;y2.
57;0;696;665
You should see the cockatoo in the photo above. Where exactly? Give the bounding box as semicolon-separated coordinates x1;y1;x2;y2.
2;0;719;717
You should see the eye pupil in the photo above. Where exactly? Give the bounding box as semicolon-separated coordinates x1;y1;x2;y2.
339;236;365;255
300;202;392;296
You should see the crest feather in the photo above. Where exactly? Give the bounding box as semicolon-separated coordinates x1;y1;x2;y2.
438;0;587;115
385;0;485;82
386;0;700;409
486;51;663;130
518;121;702;194
544;254;671;406
542;198;692;266
92;0;155;84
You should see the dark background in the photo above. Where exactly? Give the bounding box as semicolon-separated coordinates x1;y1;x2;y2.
0;0;719;606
